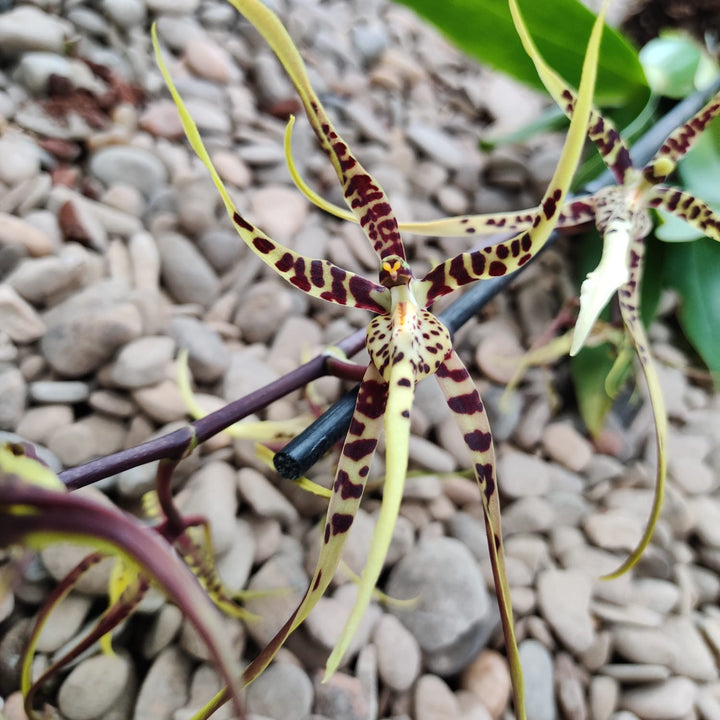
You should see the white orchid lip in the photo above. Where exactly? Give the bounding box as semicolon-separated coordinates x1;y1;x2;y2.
571;216;633;356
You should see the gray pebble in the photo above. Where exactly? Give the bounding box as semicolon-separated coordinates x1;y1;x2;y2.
156;232;220;308
482;384;522;443
134;646;192;720
387;536;490;659
498;449;551;499
351;23;389;65
304;583;381;661
537;568;596;655
0;135;41;185
234;280;293;344
246;662;314;720
244;552;309;647
110;335;175;389
237;467;298;525
41;281;143;377
197;228;244;271
414;674;460;720
170;316;230;384
215;518;256;593
58;652;132;720
182;461;238;555
142;604;183;659
0;6;71;54
373;614;422;692
406;123;466;169
89;146;168;197
314;671;373;720
7;254;85;306
36;593;92;653
101;0;146;29
224;347;279;400
0;285;45;343
591;676;619;720
29;380;90;404
520;639;557;720
620;677;697;720
0;366;25;430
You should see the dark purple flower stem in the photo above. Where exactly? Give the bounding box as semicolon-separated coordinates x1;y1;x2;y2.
58;328;366;490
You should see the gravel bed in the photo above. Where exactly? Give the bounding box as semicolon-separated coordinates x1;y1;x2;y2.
1;1;719;720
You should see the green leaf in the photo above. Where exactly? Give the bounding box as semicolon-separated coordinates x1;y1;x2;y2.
571;343;616;437
666;238;720;382
392;0;648;110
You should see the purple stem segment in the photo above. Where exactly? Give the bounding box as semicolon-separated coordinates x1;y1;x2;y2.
59;329;366;490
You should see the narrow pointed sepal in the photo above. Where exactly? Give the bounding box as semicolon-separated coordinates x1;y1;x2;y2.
648;186;720;243
601;236;667;579
238;366;387;688
324;345;417;677
644;91;720;179
434;350;524;720
416;0;607;307
152;24;390;313
509;0;631;184
227;0;405;260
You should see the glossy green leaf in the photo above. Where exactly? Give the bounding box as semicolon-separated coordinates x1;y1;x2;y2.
392;0;648;109
571;342;616;437
666;238;720;382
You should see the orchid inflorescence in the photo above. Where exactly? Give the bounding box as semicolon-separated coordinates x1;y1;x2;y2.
4;0;720;718
152;0;606;717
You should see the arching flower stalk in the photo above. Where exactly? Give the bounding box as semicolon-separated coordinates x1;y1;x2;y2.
153;0;607;717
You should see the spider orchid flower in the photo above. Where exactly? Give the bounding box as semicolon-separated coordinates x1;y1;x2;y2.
286;9;720;582
153;0;606;717
0;444;245;720
532;82;720;578
401;76;720;579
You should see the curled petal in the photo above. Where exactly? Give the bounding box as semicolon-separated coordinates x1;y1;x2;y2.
282;53;599;241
